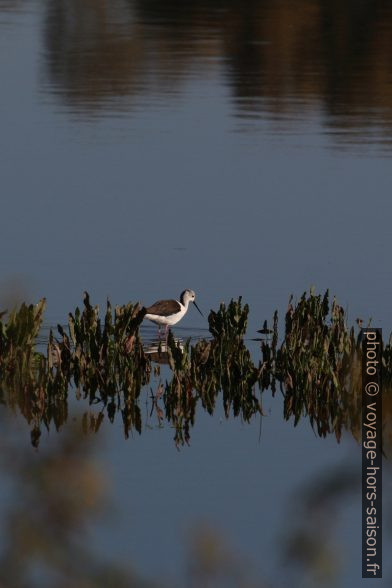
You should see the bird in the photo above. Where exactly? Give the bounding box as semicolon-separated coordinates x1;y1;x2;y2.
144;289;203;337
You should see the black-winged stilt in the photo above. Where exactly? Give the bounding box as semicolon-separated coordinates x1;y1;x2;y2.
144;289;203;336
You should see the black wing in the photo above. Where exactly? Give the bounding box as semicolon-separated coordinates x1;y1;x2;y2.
145;299;181;316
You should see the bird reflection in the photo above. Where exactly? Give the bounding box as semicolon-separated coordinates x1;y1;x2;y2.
144;336;184;364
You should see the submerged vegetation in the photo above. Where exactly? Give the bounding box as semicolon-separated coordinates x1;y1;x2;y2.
0;290;390;449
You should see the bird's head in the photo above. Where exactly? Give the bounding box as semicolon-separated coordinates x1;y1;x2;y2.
180;289;203;316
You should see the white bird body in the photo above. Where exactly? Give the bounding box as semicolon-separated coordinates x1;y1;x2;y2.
144;289;202;331
144;302;187;326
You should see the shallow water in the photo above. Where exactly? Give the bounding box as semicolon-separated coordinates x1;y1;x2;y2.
1;1;391;586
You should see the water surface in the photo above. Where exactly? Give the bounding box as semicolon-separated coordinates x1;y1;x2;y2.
1;1;391;586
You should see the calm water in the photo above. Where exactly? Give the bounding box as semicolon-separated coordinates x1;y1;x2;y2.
1;1;392;586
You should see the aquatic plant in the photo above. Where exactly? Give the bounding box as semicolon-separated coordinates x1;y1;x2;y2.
50;292;149;438
161;299;262;445
269;290;361;441
208;296;249;340
0;300;49;446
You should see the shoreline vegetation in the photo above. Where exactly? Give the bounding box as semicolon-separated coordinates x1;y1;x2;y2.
0;290;390;449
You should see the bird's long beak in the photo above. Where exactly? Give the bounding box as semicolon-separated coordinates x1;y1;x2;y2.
193;301;204;317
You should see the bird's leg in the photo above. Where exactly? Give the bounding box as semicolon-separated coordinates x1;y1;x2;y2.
165;324;169;344
157;325;161;340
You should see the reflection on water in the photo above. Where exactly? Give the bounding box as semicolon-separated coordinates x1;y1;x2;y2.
0;0;23;11
144;336;184;364
42;0;392;147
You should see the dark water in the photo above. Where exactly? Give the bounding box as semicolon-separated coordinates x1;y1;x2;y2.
1;1;392;586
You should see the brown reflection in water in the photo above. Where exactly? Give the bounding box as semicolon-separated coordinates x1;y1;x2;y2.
0;0;23;11
43;0;392;140
44;0;143;110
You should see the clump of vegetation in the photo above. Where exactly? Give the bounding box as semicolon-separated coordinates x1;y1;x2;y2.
0;300;48;446
271;289;360;441
0;299;46;370
49;292;150;438
162;298;261;445
208;297;249;340
0;289;390;450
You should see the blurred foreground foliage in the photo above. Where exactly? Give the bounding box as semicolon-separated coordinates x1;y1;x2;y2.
1;415;266;588
0;408;388;588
